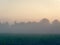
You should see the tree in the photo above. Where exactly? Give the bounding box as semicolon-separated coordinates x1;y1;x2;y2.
40;18;50;25
52;19;60;24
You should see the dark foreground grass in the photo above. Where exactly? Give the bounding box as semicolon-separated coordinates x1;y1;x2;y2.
0;34;60;45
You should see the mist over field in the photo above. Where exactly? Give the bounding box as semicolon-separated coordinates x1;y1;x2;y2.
0;18;60;34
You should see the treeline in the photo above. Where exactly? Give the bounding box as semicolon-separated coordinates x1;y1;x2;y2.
0;18;60;34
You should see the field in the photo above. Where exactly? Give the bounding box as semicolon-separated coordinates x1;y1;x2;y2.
0;34;60;45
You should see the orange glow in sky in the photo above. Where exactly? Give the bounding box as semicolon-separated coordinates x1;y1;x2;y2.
0;0;60;22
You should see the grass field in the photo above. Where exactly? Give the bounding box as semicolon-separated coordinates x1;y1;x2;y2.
0;34;60;45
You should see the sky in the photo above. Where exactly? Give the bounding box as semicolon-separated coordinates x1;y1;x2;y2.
0;0;60;23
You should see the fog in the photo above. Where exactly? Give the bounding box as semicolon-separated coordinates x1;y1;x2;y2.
0;18;60;34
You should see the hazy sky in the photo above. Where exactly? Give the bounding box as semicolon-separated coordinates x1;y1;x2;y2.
0;0;60;22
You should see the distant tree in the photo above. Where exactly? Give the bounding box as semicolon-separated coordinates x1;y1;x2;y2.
50;19;60;34
52;19;60;24
40;18;50;25
26;21;32;24
14;21;17;24
20;22;25;25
